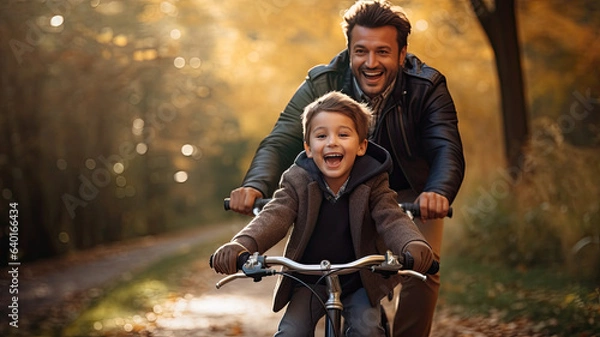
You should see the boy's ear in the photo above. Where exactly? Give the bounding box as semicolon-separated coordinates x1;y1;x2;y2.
357;139;368;156
304;141;313;158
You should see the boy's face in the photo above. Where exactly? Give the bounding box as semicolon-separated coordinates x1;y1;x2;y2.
304;111;368;193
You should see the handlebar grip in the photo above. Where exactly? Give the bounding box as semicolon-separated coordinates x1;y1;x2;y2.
237;251;251;270
209;252;251;271
399;203;453;218
427;260;440;275
402;251;439;275
224;198;271;212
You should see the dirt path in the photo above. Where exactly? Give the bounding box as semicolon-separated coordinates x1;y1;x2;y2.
151;242;288;337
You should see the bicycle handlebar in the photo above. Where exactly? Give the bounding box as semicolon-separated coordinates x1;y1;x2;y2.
399;203;453;218
213;251;431;289
223;197;270;211
224;198;452;218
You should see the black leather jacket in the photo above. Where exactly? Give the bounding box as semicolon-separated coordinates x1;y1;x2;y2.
241;50;465;203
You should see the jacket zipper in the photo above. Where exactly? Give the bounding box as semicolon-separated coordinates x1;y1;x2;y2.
384;92;412;158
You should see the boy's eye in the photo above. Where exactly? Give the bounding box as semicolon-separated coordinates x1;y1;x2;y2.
316;134;326;139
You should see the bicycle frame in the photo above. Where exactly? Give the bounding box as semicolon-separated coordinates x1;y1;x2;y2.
215;251;426;337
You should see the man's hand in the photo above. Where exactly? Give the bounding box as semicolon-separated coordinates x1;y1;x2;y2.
414;192;450;222
229;187;264;216
211;242;249;274
403;241;434;274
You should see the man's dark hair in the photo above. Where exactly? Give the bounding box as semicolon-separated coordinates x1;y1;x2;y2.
342;0;411;50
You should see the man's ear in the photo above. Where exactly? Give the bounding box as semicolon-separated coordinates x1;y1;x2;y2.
357;139;368;156
304;141;313;158
399;45;407;66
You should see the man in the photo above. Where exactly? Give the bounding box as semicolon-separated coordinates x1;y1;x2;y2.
228;1;465;336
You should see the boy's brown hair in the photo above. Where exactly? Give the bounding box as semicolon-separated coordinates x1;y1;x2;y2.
302;91;372;146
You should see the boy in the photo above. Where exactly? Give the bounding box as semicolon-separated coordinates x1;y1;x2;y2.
211;91;434;336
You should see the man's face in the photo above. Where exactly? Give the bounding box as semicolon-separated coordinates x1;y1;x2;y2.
349;25;407;98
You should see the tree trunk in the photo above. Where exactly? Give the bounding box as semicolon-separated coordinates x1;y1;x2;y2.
470;0;529;176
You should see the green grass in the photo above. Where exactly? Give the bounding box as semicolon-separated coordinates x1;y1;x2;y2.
439;254;600;336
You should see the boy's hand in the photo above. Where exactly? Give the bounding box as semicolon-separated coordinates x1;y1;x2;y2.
211;242;249;274
403;241;434;273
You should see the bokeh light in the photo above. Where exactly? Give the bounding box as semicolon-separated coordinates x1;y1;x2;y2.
173;171;188;183
174;57;185;69
50;15;64;27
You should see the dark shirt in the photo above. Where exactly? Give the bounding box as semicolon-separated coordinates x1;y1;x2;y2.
298;193;362;295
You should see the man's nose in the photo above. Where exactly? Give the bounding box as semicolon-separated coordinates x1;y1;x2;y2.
366;51;378;68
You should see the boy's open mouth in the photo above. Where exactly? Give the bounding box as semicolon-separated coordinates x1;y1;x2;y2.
324;153;343;167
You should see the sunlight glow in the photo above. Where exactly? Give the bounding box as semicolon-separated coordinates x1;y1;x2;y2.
113;163;125;174
132;118;144;135
174;171;188;183
133;49;158;62
415;19;429;32
136;143;148;155
113;34;128;47
154;294;280;331
181;144;194;156
174;57;185;69
58;231;70;243
160;2;178;15
170;29;181;40
50;15;64;27
189;57;202;68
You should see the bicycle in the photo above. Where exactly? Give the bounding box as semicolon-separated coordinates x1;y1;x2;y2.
214;198;449;337
211;250;432;337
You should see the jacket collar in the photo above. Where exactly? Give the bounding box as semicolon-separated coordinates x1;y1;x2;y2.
294;141;392;199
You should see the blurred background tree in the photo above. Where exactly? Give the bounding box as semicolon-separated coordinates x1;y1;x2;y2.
0;0;598;281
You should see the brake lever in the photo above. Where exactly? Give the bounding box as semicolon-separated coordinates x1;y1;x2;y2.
371;251;404;278
241;252;276;282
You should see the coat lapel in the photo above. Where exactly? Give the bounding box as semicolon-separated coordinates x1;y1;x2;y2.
349;184;369;255
289;181;322;259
